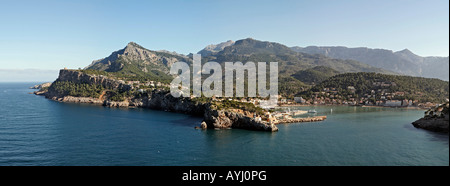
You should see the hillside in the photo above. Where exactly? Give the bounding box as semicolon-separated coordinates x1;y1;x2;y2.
291;66;340;85
291;46;449;81
300;72;449;104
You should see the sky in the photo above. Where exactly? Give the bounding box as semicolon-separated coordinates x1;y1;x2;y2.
0;0;448;81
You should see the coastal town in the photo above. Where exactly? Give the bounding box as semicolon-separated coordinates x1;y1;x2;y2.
118;78;441;110
89;78;440;126
280;82;441;109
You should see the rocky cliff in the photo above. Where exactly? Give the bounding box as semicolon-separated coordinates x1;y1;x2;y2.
29;82;52;89
412;102;449;133
203;108;277;132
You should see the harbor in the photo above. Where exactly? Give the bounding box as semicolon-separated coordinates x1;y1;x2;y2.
269;108;327;125
275;116;327;124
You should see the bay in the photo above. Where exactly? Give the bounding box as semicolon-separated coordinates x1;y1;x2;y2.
0;83;448;166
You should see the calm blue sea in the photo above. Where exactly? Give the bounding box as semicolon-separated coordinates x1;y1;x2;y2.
0;83;448;166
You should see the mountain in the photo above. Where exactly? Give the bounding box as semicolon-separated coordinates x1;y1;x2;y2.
197;40;235;56
201;38;396;96
85;42;190;82
292;66;340;85
291;46;449;81
204;38;395;75
83;39;398;96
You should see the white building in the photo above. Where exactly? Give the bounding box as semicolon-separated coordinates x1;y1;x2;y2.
294;97;305;103
384;100;402;107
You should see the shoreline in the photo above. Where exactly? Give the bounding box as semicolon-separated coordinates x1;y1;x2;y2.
278;104;427;110
35;90;279;132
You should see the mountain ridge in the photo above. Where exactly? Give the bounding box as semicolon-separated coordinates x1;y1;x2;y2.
291;45;449;81
198;40;235;56
205;38;396;75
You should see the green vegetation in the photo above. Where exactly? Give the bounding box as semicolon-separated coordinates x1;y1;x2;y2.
79;63;173;84
292;66;340;84
107;89;134;102
192;97;213;104
79;69;109;76
48;81;104;98
215;99;265;115
49;80;154;102
300;72;449;103
278;76;308;97
39;86;49;92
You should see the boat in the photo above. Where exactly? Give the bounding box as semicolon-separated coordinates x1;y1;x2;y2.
308;109;317;113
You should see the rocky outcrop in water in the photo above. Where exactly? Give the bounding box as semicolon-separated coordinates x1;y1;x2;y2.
412;102;449;133
203;107;278;132
29;82;52;89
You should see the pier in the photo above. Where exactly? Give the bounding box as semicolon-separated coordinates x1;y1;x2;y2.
275;116;327;124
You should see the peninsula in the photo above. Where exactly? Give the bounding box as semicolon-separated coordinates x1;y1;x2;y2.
36;69;279;132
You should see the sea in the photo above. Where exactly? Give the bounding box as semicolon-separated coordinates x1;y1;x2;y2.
0;82;448;166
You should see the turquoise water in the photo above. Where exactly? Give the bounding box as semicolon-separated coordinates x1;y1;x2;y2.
0;83;448;166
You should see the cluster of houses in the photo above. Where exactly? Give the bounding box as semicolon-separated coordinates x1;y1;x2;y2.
125;80;165;88
119;78;443;110
278;81;436;108
120;80;171;93
280;95;423;108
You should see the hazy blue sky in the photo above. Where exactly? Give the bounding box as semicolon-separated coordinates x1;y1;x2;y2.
0;0;448;80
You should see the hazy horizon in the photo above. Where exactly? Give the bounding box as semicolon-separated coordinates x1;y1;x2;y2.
0;69;59;82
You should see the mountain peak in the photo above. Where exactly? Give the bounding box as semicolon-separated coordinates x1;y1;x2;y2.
197;40;235;56
395;48;421;59
126;42;145;49
225;38;297;55
397;48;413;54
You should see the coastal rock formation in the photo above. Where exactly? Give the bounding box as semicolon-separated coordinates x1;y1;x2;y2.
104;100;130;107
38;70;277;132
412;102;449;133
29;82;52;89
143;90;207;116
60;96;104;104
200;121;207;129
204;108;278;132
